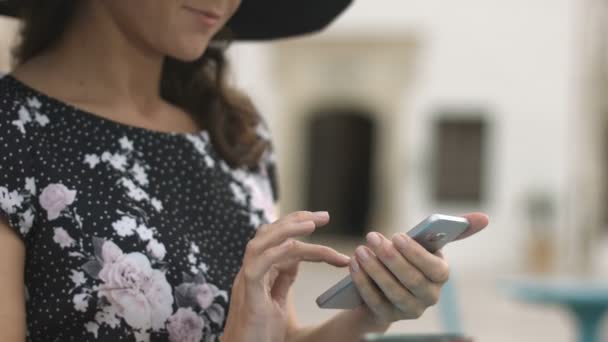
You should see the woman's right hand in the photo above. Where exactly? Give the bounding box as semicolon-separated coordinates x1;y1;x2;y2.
221;211;350;342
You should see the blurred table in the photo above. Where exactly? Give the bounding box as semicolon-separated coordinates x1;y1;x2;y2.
503;278;608;342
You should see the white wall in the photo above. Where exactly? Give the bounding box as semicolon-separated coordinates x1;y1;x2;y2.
229;0;579;274
0;16;19;71
384;0;576;274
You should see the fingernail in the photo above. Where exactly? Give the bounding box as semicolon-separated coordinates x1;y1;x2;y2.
393;233;408;250
314;211;329;219
366;232;382;247
356;246;369;261
339;253;351;263
351;258;360;272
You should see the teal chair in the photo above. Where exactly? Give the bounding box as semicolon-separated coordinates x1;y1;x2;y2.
438;276;464;335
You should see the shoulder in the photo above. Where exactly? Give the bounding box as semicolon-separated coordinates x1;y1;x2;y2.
256;116;280;202
0;74;30;149
0;75;40;241
0;74;51;141
0;74;21;120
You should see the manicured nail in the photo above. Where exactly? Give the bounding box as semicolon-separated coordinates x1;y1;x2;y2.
314;211;329;219
339;253;351;263
393;233;408;250
351;258;360;272
356;246;369;261
366;232;382;247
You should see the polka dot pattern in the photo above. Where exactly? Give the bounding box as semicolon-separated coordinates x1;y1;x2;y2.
0;74;279;341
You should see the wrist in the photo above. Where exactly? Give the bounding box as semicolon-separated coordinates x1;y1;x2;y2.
221;328;253;342
222;316;277;342
221;316;249;342
353;306;392;333
220;329;241;342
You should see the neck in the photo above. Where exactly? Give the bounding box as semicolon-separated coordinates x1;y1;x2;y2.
35;2;165;110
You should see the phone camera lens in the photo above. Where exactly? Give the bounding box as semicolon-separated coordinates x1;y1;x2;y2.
427;232;447;242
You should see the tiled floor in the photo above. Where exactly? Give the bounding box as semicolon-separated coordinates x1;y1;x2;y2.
289;237;606;342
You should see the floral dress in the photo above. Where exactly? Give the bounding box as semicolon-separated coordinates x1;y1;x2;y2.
0;74;279;342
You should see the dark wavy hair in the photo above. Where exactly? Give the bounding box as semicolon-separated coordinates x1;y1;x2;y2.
12;0;269;169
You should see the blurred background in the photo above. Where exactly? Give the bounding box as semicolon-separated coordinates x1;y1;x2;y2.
2;0;608;341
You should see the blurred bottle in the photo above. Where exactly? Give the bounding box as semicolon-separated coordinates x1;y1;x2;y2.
523;191;556;274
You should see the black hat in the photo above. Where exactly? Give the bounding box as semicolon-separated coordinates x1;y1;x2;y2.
0;0;353;41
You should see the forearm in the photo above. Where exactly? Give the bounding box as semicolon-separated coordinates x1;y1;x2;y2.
287;307;391;342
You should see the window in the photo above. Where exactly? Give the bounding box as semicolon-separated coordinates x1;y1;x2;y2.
434;118;486;203
305;109;376;236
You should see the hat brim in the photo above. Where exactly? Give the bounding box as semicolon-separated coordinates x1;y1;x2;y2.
0;1;17;18
227;0;352;40
0;0;353;41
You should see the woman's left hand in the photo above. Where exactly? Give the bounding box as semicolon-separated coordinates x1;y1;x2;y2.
350;213;489;325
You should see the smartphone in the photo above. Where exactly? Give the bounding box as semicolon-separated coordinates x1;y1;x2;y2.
316;214;469;309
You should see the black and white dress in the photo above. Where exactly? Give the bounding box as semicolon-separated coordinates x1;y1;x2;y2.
0;74;279;342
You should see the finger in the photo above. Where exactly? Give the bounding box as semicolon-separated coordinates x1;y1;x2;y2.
276;240;350;266
366;233;440;304
355;244;432;311
247;240;350;280
276;210;331;227
248;220;317;256
454;212;489;241
250;210;334;255
391;233;450;284
270;263;300;305
350;257;395;322
434;249;444;258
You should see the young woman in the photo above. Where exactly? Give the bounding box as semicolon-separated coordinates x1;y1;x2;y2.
0;1;489;341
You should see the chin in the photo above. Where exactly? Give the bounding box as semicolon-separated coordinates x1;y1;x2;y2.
168;38;213;62
168;50;205;62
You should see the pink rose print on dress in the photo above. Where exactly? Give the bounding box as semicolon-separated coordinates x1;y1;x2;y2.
166;307;205;342
93;241;174;331
193;284;217;310
39;183;77;220
101;239;123;264
80;238;227;340
171;271;228;340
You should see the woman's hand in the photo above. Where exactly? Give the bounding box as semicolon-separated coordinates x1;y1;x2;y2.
222;211;351;342
350;213;489;325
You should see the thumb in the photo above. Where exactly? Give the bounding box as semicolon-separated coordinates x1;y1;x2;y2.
270;261;299;305
455;212;490;241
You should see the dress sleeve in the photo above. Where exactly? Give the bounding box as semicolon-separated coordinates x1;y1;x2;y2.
263;148;280;204
0;97;38;241
257;117;280;204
